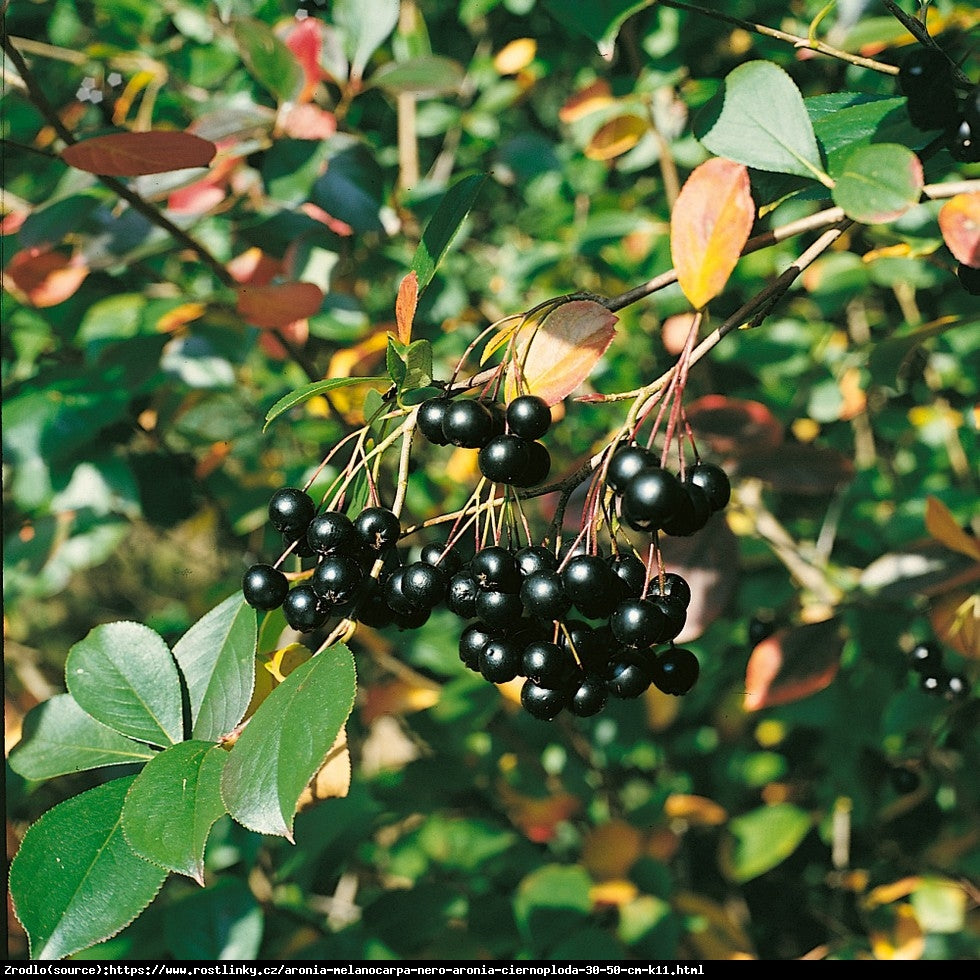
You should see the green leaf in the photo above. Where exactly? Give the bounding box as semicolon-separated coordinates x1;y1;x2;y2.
911;878;967;934
333;0;400;80
9;694;156;780
122;741;228;884
831;143;923;224
221;644;357;838
9;777;168;961
695;61;830;185
386;336;434;396
233;19;302;103
163;878;263;960
722;803;812;883
513;864;593;950
543;0;654;56
264;377;389;431
411;173;487;292
65;622;184;748
172;593;256;742
386;335;408;388
368;56;464;96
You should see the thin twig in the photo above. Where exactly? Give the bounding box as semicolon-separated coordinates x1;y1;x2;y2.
880;0;973;87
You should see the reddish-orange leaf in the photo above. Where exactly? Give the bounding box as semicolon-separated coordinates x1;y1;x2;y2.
671;158;755;310
282;17;328;102
581;820;645;880
236;281;323;328
505;300;617;406
938;193;980;268
929;589;979;661
559;79;614;123
744;618;843;711
277;103;337;140
3;246;88;307
300;202;354;237
227;248;283;286
584;114;648;161
925;496;980;561
259;319;310;360
395;271;419;346
62;131;216;177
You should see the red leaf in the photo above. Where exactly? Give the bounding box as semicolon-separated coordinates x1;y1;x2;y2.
227;248;283;286
938;193;980;269
300;202;354;237
504;299;617;406
236;282;323;328
671;158;755;309
744;618;843;711
395;272;418;346
277;104;337;141
659;514;739;644
3;247;88;307
259;318;310;360
735;443;855;495
686;395;784;457
282;17;328;103
62;131;216;177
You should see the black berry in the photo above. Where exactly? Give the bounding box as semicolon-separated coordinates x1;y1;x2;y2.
307;511;358;555
480;637;523;683
520;570;572;620
568;673;608;717
401;561;448;609
523;640;574;688
441;400;495;448
475;589;525;628
478;434;531;484
621;467;686;531
520;679;566;720
606;655;651;698
268;488;316;535
459;622;495;670
311;553;363;604
470;547;521;593
606;444;657;495
354;507;401;551
516;546;558;578
282;584;328;632
506;395;551;440
512;441;551;487
651;647;699;695
610;599;666;649
243;563;289;610
417;398;451;445
909;641;943;674
446;571;480;618
687;462;731;511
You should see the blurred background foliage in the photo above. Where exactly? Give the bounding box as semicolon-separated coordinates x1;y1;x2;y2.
3;0;979;961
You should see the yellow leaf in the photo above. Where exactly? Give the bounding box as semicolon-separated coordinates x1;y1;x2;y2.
560;79;615;123
664;794;728;826
871;904;925;960
938;192;980;268
671;158;755;310
297;727;351;811
265;643;313;683
584;114;648;161
581;820;645;880
929;588;980;660
589;880;639;907
925;495;980;561
494;38;536;75
478;313;524;366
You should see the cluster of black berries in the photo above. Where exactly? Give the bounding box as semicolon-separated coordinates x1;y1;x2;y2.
606;444;730;537
449;543;699;719
417;394;552;487
908;640;970;701
898;48;979;163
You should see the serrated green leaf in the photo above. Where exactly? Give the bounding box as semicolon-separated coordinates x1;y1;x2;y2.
368;56;464;96
65;622;184;748
233;19;302;104
172;594;256;742
722;803;812;883
411;173;487;292
9;694;156;780
264;377;388;431
9;777;168;961
695;61;830;185
122;741;228;883
333;0;400;80
163;878;263;959
221;644;356;838
831;143;923;224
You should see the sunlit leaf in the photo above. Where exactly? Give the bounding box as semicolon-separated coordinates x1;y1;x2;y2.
744;618;843;711
264;376;389;430
504;299;617;406
333;0;399;81
2;247;88;307
671;158;755;309
235;282;323;329
937;193;980;268
924;496;980;561
664;794;728;827
560;80;615;123
513;864;593;949
296;727;351;812
929;589;980;660
831;144;923;224
494;38;536;75
720;803;812;883
234;20;303;103
581;820;645;881
395;271;418;345
584;114;648;161
62;131;215;177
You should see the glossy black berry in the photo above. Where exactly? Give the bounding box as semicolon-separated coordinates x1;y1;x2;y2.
919;671;946;695
470;546;521;593
621;467;686;531
898;48;959;131
480;637;523;683
606;444;657;495
354;507;401;551
441;400;495;448
516;545;558;578
687;462;731;511
419;542;462;576
610;599;666;649
393;604;430;630
561;555;616;612
311;553;363;604
568;673;608;717
559;621;609;674
401;561;448;609
417;398;451;445
307;511;358;555
608;553;647;598
661;484;711;537
506;395;551;440
944;673;969;700
606;656;651;699
909;641;943;674
648;595;686;642
446;571;480;619
650;572;691;609
479;434;531;484
475;589;525;628
268;488;316;535
283;530;316;559
889;767;920;795
522;640;574;688
521;570;572;620
949;115;979;163
520;679;567;720
243;563;289;610
651;647;699;695
459;622;495;670
956;263;980;296
356;584;394;629
383;566;420;616
282;584;329;632
512;441;551;487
